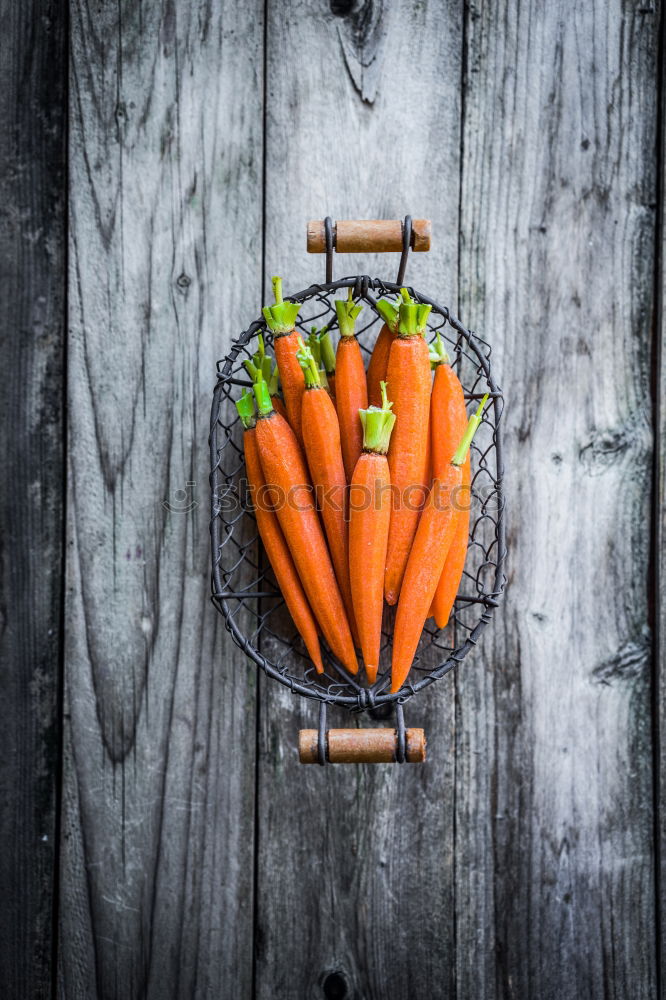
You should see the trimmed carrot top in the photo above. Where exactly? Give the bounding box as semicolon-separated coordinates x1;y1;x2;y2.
318;327;336;375
295;339;322;388
359;381;396;455
334;288;363;337
243;335;280;397
309;325;336;379
252;377;274;417
307;327;322;368
397;288;431;338
262;276;301;335
235;388;256;430
452;394;489;466
429;330;451;368
297;337;329;390
375;297;400;333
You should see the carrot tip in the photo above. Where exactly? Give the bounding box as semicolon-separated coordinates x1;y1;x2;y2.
385;591;398;607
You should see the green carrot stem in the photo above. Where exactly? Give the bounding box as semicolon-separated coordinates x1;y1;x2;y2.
253;377;275;417
235;389;256;430
318;327;336;374
295;338;322;389
244;352;279;397
335;288;363;337
252;333;266;369
375;298;399;333
397;298;431;338
266;359;279;397
429;330;450;368
262;275;301;334
359;380;396;454
400;287;412;303
307;327;322;368
452;394;489;466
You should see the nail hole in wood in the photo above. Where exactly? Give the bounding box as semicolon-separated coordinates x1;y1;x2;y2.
322;970;348;999
330;0;355;16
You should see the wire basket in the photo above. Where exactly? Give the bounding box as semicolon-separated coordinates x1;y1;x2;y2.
209;219;506;763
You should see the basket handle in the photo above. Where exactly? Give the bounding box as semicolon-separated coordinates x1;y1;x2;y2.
307;218;431;254
298;727;426;764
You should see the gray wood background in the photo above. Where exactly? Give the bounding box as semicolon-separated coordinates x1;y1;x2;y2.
1;0;663;997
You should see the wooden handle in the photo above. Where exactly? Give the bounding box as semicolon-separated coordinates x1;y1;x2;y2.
298;727;426;764
307;219;431;254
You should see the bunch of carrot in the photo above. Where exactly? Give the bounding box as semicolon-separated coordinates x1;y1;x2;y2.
236;277;487;692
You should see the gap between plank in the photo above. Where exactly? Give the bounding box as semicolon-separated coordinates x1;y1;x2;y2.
51;1;70;995
651;0;666;995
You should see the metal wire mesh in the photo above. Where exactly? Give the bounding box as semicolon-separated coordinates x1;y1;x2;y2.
209;276;506;713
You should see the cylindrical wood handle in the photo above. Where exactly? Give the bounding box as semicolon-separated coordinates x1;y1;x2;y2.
307;219;431;254
298;727;426;764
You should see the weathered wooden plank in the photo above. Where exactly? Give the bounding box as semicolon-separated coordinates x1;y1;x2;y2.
658;23;666;994
256;3;463;998
0;0;66;995
59;2;263;996
457;2;659;998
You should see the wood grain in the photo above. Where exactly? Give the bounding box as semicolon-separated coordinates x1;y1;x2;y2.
257;2;462;997
21;0;661;995
59;2;263;996
658;14;666;991
0;1;66;996
457;2;659;998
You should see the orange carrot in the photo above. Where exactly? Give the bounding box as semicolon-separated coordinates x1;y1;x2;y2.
384;291;432;605
296;340;359;647
263;276;305;446
272;396;288;421
391;397;488;692
235;391;323;673
366;297;399;406
335;290;367;481
349;382;396;683
252;378;358;675
428;334;471;627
